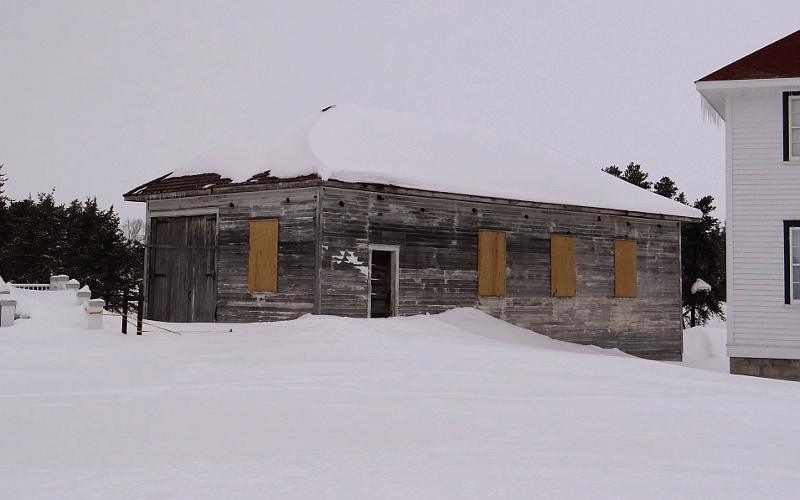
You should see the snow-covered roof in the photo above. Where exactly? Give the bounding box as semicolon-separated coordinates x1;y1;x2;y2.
165;104;700;219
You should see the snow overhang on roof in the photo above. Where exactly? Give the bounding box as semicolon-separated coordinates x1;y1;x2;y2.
127;104;702;220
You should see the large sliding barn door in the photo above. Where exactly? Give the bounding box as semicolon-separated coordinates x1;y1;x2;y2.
147;215;217;322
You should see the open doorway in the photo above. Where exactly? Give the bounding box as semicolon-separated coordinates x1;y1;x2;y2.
368;245;399;318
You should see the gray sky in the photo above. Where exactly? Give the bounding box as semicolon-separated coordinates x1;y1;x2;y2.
1;1;796;220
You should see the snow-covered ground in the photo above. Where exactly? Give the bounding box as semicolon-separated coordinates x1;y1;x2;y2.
682;325;728;372
682;311;728;373
2;289;799;499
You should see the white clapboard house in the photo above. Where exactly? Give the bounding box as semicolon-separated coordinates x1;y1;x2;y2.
696;30;800;380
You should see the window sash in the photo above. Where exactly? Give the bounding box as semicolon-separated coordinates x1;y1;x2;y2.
791;96;800;159
789;225;800;303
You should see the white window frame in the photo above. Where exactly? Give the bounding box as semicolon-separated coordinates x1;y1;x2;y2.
789;224;800;304
366;244;400;318
791;96;800;160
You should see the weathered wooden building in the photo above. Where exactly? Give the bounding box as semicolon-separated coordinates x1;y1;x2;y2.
124;105;699;360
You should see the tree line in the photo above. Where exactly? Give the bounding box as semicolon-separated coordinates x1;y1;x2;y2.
0;165;143;311
603;163;725;327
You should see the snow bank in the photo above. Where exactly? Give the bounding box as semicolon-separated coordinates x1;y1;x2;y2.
172;105;701;219
683;325;728;372
3;294;798;499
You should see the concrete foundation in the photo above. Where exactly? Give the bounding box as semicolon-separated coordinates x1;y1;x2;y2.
730;357;800;381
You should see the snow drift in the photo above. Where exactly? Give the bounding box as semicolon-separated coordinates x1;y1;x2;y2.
171;104;701;219
1;288;798;499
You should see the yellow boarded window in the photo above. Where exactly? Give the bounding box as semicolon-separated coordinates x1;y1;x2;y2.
249;220;278;292
478;231;507;297
551;235;576;297
615;240;637;298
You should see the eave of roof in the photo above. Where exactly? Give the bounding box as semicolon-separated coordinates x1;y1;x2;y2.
124;175;701;223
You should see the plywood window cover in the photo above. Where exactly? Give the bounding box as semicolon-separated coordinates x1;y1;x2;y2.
615;239;637;298
551;234;576;297
249;220;279;293
478;231;507;297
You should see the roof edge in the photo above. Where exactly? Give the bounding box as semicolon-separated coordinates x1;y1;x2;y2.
696;77;800;90
126;178;702;222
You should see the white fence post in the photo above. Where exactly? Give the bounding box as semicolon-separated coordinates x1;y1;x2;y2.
0;299;16;327
50;275;69;291
76;287;91;306
65;279;80;291
86;299;105;330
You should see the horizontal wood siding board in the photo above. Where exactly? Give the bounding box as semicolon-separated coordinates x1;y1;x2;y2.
728;91;800;356
147;187;318;323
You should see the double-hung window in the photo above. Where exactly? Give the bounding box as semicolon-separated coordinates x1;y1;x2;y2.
784;222;800;303
783;92;800;161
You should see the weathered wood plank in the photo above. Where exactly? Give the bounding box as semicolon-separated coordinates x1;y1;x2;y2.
318;186;682;360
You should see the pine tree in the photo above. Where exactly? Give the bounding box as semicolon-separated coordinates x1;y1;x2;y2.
603;163;653;190
0;194;143;310
620;162;652;190
681;196;725;327
0;164;7;204
653;176;679;199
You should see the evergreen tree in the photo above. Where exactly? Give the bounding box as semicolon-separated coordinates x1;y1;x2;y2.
0;164;7;204
681;196;726;327
603;163;653;190
620;162;652;190
0;192;65;280
653;176;679;199
0;194;143;310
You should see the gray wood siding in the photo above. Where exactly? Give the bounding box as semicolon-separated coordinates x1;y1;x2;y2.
147;188;318;322
143;183;683;360
319;187;682;360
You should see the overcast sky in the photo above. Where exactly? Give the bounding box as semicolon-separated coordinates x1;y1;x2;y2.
1;1;796;220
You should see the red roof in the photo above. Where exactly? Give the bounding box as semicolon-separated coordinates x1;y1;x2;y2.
698;30;800;82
